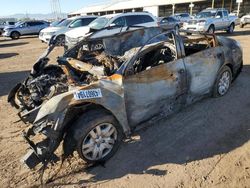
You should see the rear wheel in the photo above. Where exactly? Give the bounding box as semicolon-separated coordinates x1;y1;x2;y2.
73;110;123;163
213;66;232;97
227;23;235;34
10;31;20;39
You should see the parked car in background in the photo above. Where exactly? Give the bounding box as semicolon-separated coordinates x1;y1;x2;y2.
39;16;98;45
174;13;192;24
65;12;158;49
159;16;180;31
183;8;238;34
2;21;49;39
0;21;16;35
240;13;250;28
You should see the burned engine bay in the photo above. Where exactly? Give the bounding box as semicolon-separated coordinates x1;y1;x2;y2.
10;27;172;119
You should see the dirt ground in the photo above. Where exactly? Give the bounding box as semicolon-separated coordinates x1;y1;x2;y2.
0;27;250;188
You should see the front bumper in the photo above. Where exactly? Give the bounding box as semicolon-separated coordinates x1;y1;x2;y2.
183;24;208;32
39;33;53;43
21;121;61;169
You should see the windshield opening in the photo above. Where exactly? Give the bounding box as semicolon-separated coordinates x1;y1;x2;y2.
57;19;72;27
196;11;216;18
89;17;111;30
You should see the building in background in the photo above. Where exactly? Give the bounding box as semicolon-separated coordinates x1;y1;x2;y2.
68;0;250;18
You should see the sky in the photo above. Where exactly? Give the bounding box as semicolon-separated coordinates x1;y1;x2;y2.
0;0;109;16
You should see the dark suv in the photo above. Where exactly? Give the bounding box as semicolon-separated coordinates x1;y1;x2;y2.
3;21;49;39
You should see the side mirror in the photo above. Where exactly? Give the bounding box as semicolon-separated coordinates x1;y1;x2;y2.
215;15;221;19
109;23;116;27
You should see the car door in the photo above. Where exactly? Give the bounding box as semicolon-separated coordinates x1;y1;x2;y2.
123;32;187;126
222;11;230;28
18;22;31;35
214;11;224;29
181;35;224;103
160;18;172;30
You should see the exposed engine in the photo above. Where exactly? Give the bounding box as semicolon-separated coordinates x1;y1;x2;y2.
17;72;68;110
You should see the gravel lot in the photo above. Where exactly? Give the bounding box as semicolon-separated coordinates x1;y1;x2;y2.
0;27;250;188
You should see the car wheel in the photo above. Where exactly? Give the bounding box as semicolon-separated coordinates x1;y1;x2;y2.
73;110;123;163
10;31;20;39
227;23;235;33
207;25;215;34
213;66;232;97
56;35;65;46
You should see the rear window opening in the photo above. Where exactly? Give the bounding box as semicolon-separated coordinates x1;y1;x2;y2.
181;35;217;56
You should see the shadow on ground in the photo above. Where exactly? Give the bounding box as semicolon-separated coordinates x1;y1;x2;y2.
46;66;250;186
0;53;19;59
217;28;250;36
0;42;28;48
0;70;29;97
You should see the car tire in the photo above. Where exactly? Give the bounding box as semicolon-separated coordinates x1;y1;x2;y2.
207;25;215;34
174;25;179;34
56;35;65;46
227;23;235;34
10;31;20;39
72;110;123;163
213;66;232;97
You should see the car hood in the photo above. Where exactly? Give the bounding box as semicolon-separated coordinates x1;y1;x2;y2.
65;26;90;38
3;25;16;29
187;18;209;23
41;26;64;33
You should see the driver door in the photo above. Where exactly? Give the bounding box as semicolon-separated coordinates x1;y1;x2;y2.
123;35;187;127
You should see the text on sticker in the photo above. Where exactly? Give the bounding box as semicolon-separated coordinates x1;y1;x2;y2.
74;89;102;100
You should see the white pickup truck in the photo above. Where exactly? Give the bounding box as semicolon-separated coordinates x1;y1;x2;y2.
183;8;238;34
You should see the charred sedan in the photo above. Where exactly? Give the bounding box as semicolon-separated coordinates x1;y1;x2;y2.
8;27;242;169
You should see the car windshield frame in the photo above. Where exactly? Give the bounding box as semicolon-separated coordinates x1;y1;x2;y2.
88;17;111;30
56;19;73;27
196;11;216;18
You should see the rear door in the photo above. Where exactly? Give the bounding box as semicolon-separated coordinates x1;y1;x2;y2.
222;10;230;28
181;35;224;103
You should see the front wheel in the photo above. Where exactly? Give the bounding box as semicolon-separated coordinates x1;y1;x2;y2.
213;66;232;97
56;35;65;46
73;110;123;163
10;31;20;39
207;25;215;34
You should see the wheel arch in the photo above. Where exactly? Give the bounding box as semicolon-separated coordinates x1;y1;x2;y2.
63;102;130;136
10;30;21;36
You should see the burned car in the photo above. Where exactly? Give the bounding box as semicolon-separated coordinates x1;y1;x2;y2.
8;27;242;169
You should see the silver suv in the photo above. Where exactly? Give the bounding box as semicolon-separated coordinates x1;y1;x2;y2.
3;21;49;39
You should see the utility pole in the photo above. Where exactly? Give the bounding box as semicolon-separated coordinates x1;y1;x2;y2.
50;0;62;20
212;0;215;8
